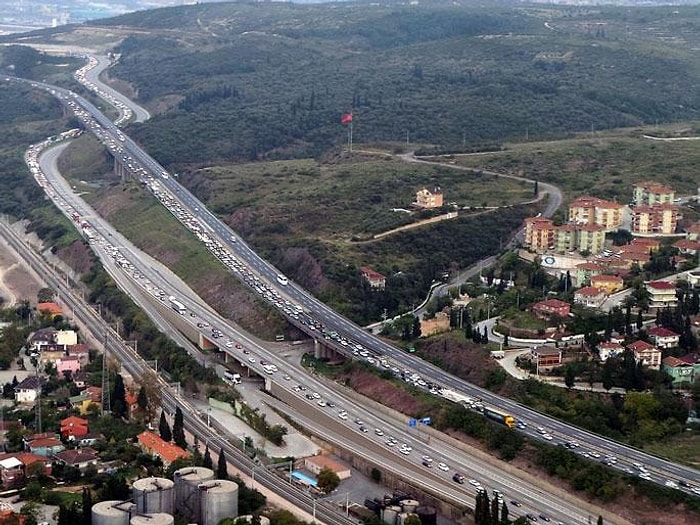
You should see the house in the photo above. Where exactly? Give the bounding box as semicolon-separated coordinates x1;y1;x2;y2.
686;220;700;241
137;431;188;467
531;299;571;319
415;187;443;209
27;327;57;353
574;286;605;308
673;239;700;256
37;302;63;320
359;266;386;290
77;434;103;447
60;416;89;441
647;326;680;349
69;393;97;415
25;437;65;457
631;204;679;235
303;455;351;480
14;376;43;404
54;448;99;471
15;452;53;476
72;371;89;389
627;340;662;370
0;456;24;488
125;391;140;420
55;330;78;347
55;355;82;378
597;342;625;362
645;281;678;309
589;274;624;295
531;346;563;368
662;356;696;387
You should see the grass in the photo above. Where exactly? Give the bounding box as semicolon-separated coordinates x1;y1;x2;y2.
642;432;700;469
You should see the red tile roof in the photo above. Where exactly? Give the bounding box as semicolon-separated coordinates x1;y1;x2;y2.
627;340;655;352
137;431;189;464
576;286;603;297
37;302;62;316
646;280;676;290
647;326;679;338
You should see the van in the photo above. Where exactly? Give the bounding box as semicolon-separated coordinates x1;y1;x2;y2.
453;473;465;484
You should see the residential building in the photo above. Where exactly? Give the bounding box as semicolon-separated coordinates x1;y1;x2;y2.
552;224;576;253
674;239;700;256
303;455;351;480
25;437;65;457
631;204;679;235
69;393;95;416
415;186;443;208
627;340;662;370
597;342;625;362
28;327;57;353
60;416;89;441
647;326;680;349
629;237;661;253
54;448;99;471
524;217;554;252
359;266;386;290
568;196;624;231
590;274;624;294
0;457;24;488
645;281;678;309
55;355;82;377
14;376;43;404
55;330;78;347
662;356;696;387
37;302;63;319
686;220;700;241
137;431;188;467
576;224;606;254
575;261;606;286
574;286;606;308
531;299;571;319
633;181;675;206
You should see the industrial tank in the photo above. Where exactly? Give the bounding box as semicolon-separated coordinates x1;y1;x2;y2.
381;505;401;525
132;477;175;515
416;506;437;525
92;501;134;525
199;479;239;525
174;467;215;521
235;516;270;525
129;514;174;525
399;500;419;513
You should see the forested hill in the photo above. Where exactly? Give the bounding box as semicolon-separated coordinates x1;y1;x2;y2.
84;0;700;164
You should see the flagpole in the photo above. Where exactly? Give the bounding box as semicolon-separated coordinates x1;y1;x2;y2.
349;121;353;152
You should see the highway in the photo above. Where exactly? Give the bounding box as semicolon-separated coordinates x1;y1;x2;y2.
19;60;700;492
4;57;698;516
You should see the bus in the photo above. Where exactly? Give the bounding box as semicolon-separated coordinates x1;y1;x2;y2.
276;274;288;286
168;296;187;315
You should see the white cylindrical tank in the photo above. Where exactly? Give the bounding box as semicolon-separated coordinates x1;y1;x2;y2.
174;467;215;522
92;501;134;525
235;516;270;525
199;480;239;525
130;513;174;525
381;505;401;525
132;477;175;515
400;499;419;513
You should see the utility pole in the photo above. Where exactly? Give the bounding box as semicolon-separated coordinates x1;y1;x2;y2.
34;366;41;433
102;330;110;414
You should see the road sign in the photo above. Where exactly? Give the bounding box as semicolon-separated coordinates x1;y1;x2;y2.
421;417;432;425
408;418;417;427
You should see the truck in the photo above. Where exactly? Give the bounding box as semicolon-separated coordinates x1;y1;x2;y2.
483;407;516;429
224;370;241;384
168;296;187;315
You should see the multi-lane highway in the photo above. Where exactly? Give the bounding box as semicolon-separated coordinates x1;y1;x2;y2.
5;55;698;517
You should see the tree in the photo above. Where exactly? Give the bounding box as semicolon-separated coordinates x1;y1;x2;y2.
137;386;148;411
217;448;228;480
173;407;187;449
490;494;499;524
403;516;421;525
316;467;340;494
20;502;39;525
597;516;603;525
500;501;509;525
370;467;381;482
159;410;172;442
203;446;213;469
82;488;93;525
412;316;421;339
111;374;126;418
564;366;576;389
37;287;55;303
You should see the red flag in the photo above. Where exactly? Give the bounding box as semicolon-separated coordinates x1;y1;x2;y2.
341;113;353;124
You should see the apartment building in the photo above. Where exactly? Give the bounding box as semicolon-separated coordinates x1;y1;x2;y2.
645;280;678;309
524;217;554;252
633;181;675;206
631;204;679;235
568;196;624;231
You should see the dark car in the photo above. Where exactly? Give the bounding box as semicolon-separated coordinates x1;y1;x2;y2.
526;515;537;522
510;501;522;507
539;514;551;522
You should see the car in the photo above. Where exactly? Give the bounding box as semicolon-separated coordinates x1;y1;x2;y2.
401;444;412;452
374;428;384;436
452;473;465;484
526;514;537;522
421;455;433;463
359;426;368;433
437;462;449;471
355;418;363;425
399;447;410;455
542;433;553;441
338;412;348;420
326;401;336;408
385;439;395;447
665;480;679;489
422;460;432;468
539;514;550;522
247;357;256;363
510;501;522;507
243;349;251;354
282;374;291;381
312;392;321;399
225;341;233;348
317;400;327;407
468;479;480;487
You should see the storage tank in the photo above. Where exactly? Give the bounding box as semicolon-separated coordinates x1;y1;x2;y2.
235;516;270;525
416;506;437;525
129;514;174;525
381;505;401;525
174;467;215;521
199;479;239;525
133;477;174;515
400;499;419;513
92;501;134;525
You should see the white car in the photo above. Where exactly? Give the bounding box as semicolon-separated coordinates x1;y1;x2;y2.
469;479;480;487
338;412;348;421
421;455;433;463
437;462;449;471
248;357;256;363
399;447;410;455
225;341;233;348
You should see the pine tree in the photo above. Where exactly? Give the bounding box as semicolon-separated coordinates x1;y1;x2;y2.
137;386;148;411
159;410;172;442
217;449;228;480
111;374;126;418
500;501;508;525
490;495;499;524
203;446;213;469
597;516;603;525
82;488;92;525
173;407;187;449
